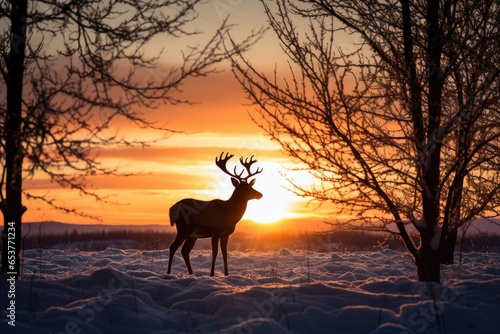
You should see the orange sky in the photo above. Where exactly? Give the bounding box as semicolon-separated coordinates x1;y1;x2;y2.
21;2;337;233
19;1;500;237
23;71;334;231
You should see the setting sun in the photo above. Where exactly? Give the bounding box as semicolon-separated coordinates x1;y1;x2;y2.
199;159;300;225
244;187;291;224
243;162;298;224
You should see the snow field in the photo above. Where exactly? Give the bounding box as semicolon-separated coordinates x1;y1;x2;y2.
1;248;499;333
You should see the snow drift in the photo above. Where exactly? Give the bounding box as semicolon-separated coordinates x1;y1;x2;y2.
1;248;499;333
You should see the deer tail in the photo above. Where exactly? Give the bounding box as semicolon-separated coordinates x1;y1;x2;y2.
169;202;179;227
169;199;199;228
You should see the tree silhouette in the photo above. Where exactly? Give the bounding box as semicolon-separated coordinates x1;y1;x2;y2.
229;0;500;282
0;0;260;277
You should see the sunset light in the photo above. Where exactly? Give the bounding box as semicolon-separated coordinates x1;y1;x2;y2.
244;195;289;224
10;2;324;231
243;164;296;224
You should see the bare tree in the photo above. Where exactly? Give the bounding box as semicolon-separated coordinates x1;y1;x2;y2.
229;0;500;282
0;0;261;278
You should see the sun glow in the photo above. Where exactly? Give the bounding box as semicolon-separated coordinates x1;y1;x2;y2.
243;163;299;224
244;192;291;224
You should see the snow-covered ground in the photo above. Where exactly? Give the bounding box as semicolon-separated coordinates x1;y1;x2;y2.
1;248;499;333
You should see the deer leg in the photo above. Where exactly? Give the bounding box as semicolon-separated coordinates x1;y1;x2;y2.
220;235;229;276
181;237;197;275
210;235;220;276
167;233;186;274
168;217;199;274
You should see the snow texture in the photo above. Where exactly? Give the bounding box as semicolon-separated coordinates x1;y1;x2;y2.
2;248;499;334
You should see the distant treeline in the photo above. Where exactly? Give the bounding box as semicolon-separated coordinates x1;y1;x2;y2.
21;228;500;253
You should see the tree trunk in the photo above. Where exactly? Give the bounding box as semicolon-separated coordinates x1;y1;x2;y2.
1;0;28;279
441;229;457;264
416;259;441;283
417;244;441;283
416;226;442;283
1;205;26;278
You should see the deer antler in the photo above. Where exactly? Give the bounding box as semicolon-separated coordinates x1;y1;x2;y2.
239;155;263;181
215;152;263;182
216;152;244;180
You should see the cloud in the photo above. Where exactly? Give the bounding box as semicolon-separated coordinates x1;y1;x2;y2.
104;70;262;135
25;172;208;191
95;138;284;164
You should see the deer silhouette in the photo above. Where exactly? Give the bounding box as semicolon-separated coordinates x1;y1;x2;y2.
167;152;263;276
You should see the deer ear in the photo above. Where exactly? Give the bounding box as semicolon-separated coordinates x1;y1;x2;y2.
249;179;256;186
231;178;240;187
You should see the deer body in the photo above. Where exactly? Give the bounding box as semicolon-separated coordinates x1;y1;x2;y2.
167;153;263;276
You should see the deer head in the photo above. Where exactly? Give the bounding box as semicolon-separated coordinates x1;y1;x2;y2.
215;152;263;200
